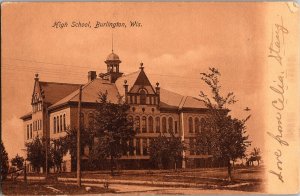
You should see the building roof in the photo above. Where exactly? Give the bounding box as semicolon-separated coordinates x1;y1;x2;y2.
25;67;208;113
105;52;121;62
39;81;82;105
49;79;120;110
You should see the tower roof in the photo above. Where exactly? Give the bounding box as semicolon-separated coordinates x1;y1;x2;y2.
105;52;121;62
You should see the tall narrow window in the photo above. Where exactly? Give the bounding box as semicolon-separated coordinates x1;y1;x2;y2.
63;114;66;130
88;113;93;129
60;115;62;132
140;89;146;105
148;116;154;133
54;117;56;133
142;116;147;133
155;117;160;133
135;116;140;133
56;116;60;133
142;139;148;155
188;117;193;133
129;139;134;156
136;139;141;155
80;113;84;129
174;121;178;134
201;118;206;133
168;117;173;133
190;138;195;155
134;96;137;104
162;117;167;133
195;117;200;133
30;124;32;139
27;125;29;140
128;115;133;124
40;120;42;130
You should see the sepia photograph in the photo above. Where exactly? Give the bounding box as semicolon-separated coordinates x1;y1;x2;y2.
1;2;299;195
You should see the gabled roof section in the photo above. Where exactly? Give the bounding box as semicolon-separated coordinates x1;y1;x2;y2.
128;68;156;94
49;78;120;110
182;96;207;109
133;68;152;86
39;81;82;105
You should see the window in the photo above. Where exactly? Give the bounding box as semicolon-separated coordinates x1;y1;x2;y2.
40;120;42;130
30;124;32;139
162;117;167;133
80;113;84;129
27;125;29;140
136;139;141;155
195;117;200;133
129;139;134;156
168;117;173;133
201;118;206;133
63;114;66;130
188;117;193;133
54;117;56;133
148;116;154;133
60;115;62;132
142;139;148;155
190;138;195;155
88;113;93;129
134;95;137;104
130;95;133;104
175;121;178;133
140;89;146;105
135;116;140;133
57;116;60;133
155;117;160;133
149;96;152;105
142;116;147;133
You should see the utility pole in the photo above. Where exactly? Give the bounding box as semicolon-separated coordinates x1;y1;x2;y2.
45;106;48;177
77;85;82;187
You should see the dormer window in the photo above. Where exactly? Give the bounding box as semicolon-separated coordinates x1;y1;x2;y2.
140;89;146;105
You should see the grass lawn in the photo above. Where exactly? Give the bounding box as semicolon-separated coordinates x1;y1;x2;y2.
1;180;115;195
26;166;265;193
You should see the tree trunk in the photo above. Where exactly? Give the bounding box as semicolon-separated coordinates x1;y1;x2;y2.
227;159;232;181
257;160;260;166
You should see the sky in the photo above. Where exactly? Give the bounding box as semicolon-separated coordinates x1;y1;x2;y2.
2;2;267;159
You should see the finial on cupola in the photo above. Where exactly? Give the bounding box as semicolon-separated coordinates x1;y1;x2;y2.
35;73;39;81
140;62;144;70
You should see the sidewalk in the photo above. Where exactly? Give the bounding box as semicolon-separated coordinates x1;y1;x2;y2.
58;176;252;189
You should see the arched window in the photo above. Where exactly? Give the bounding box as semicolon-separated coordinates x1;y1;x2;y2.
30;124;32;139
128;115;133;123
188;117;193;133
140;89;146;105
136;139;141;155
142;116;147;133
155;117;160;133
88;113;94;129
63;114;66;130
135;116;140;133
162;117;167;133
148;116;154;133
60;115;63;132
56;116;60;133
27;125;29;139
142;138;148;155
168;117;173;133
80;113;84;129
190;138;195;155
195;117;200;133
54;117;56;133
201;118;206;133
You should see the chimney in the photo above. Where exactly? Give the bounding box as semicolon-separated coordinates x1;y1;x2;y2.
88;71;97;82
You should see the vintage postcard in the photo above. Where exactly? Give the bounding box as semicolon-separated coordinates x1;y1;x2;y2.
1;2;299;195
